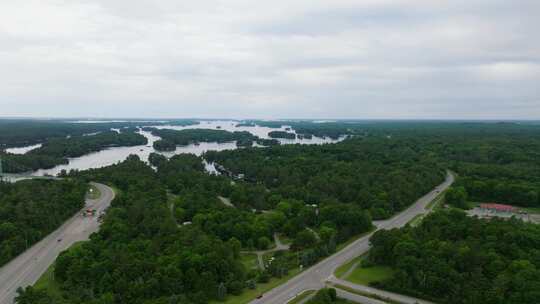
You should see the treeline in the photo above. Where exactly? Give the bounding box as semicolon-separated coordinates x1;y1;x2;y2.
148;128;279;151
368;210;540;304
205;136;446;219
0;119;198;149
374;122;540;207
2;131;147;173
0;179;87;266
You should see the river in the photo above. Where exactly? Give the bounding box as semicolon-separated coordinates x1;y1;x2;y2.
4;120;344;179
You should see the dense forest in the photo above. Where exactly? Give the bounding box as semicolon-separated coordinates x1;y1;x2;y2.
1;131;147;173
205;136;446;219
15;151;379;303
368;210;540;304
0;119;198;149
7;120;540;304
0;179;87;266
355;122;540;207
148;128;279;151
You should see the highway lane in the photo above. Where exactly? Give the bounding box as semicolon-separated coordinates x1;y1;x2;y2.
251;171;454;304
0;182;115;304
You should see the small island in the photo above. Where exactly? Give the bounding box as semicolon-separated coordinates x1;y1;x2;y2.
148;128;279;151
268;131;296;139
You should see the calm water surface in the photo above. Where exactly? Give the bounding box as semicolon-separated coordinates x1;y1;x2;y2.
13;120;344;177
5;144;43;154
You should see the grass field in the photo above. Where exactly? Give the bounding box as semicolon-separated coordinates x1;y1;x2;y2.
34;242;85;300
426;189;447;210
334;254;394;286
240;253;259;270
347;264;394;285
334;255;363;279
524;207;540;214
409;213;425;227
33;262;62;299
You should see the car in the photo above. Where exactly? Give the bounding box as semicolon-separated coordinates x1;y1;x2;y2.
57;238;62;242
256;294;263;299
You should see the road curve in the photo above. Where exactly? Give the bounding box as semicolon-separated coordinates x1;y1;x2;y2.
251;171;454;304
0;182;115;304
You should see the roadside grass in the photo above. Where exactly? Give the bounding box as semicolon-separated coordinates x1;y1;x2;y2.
328;283;404;304
334;255;363;279
240;253;259;270
288;290;315;304
86;184;101;200
33;263;62;300
210;268;302;304
334;254;394;285
409;214;425;227
523;207;540;214
347;264;394;286
426;189;447;210
34;241;85;299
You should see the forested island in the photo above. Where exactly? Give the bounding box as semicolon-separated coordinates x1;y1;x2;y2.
148;128;279;151
0;179;87;266
0;120;197;149
1;131;147;173
267;131;296;139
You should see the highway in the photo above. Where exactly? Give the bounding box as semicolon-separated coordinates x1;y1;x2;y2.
0;183;115;304
250;171;454;304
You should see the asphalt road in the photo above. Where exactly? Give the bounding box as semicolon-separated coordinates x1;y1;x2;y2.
0;182;115;304
330;278;434;304
250;172;454;304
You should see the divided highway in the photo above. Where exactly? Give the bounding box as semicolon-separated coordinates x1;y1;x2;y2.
0;183;115;304
251;171;454;304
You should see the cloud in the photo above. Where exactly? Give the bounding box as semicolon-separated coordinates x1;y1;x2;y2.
0;0;539;119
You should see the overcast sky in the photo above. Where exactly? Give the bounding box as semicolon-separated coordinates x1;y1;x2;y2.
1;0;539;119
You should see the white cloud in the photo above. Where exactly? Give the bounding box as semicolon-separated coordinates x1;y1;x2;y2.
0;0;539;118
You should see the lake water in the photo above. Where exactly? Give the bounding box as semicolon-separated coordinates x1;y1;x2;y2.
6;120;344;178
152;120;341;145
5;143;43;154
